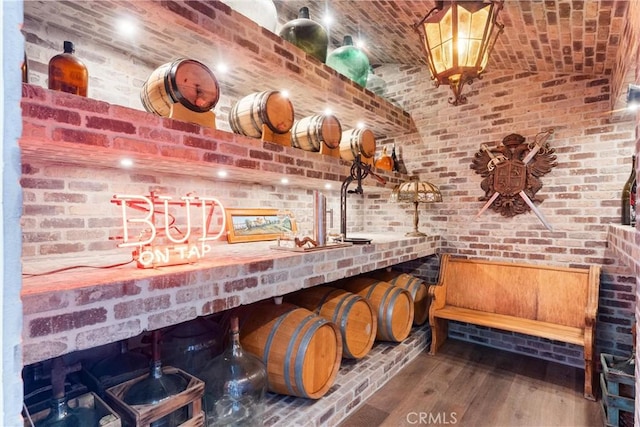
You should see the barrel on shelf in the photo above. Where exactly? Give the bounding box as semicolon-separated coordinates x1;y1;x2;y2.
239;301;342;399
140;58;220;117
338;277;414;342
229;90;295;138
339;128;376;161
285;286;376;359
369;271;429;326
291;114;342;152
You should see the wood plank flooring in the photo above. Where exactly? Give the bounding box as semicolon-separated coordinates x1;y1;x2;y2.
339;340;604;427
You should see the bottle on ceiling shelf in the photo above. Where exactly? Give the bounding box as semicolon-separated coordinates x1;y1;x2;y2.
391;144;399;172
366;66;387;97
279;7;329;63
220;0;278;33
326;35;370;87
622;154;636;226
48;40;88;97
631;162;637;227
374;146;394;172
22;51;28;84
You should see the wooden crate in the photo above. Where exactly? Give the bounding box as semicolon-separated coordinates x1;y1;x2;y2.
24;392;121;427
600;353;635;427
105;366;204;427
81;365;150;399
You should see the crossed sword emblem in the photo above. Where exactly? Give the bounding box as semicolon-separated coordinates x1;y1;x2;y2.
474;130;554;231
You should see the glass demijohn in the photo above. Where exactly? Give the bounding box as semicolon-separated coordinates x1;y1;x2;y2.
34;358;97;427
220;0;278;32
366;67;387;97
48;41;88;97
326;35;370;87
121;330;189;427
200;315;267;427
279;7;329;63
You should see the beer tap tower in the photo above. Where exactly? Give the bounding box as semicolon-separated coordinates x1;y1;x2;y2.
340;155;386;244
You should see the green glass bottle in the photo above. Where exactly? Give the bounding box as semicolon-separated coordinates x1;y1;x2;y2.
326;35;370;87
366;67;387;96
279;7;328;63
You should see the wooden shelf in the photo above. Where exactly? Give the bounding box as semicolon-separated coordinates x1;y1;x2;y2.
23;0;416;140
21;233;439;365
20;84;407;193
19;0;421;367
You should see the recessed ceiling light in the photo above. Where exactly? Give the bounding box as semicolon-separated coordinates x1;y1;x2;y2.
217;63;229;74
116;17;138;38
356;121;365;129
324;108;333;116
281;90;290;98
281;178;289;184
120;158;134;168
324;183;332;189
217;170;228;178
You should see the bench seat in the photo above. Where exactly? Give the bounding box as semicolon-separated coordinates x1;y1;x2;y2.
429;254;601;400
434;306;585;346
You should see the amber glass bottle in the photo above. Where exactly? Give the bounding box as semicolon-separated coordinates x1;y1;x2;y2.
48;41;88;96
622;155;636;225
374;146;394;171
22;52;28;83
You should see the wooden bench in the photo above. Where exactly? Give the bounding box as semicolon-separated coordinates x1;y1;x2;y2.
428;254;601;400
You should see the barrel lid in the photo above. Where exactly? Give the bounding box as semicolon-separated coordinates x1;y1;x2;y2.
263;91;294;133
320;115;342;149
169;59;220;113
358;129;376;158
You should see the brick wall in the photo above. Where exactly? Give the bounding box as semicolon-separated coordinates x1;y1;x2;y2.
20;0;638;378
22;1;414;140
20;84;417;270
371;64;638;365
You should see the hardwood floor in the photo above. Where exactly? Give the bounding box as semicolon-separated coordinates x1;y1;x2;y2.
340;340;604;427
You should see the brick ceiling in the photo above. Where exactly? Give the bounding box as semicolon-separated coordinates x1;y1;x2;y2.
23;0;636;112
274;0;631;77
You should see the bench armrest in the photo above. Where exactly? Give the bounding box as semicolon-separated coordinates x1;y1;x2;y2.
428;283;447;311
584;265;601;327
429;254;450;312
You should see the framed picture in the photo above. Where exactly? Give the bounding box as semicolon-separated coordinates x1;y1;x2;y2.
225;208;297;243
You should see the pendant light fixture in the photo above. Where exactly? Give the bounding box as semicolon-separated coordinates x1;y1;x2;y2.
414;0;504;106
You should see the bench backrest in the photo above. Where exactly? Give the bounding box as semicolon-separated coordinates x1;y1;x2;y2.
438;255;600;328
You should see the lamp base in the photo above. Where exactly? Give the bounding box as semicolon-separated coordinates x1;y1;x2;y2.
405;231;427;238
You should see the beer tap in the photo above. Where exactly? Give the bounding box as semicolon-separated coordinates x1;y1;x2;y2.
340;155;386;244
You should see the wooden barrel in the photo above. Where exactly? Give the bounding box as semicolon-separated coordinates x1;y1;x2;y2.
339;277;414;342
140;58;220;117
291;114;342;152
340;128;376;161
239;301;342;399
229;91;294;138
370;271;429;326
285;286;376;359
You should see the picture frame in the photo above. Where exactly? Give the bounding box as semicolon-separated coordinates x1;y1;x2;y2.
225;208;297;243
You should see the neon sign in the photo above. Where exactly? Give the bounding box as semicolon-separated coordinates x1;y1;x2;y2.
111;192;226;268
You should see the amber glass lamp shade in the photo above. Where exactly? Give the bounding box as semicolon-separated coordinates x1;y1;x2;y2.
390;179;442;237
415;0;504;106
